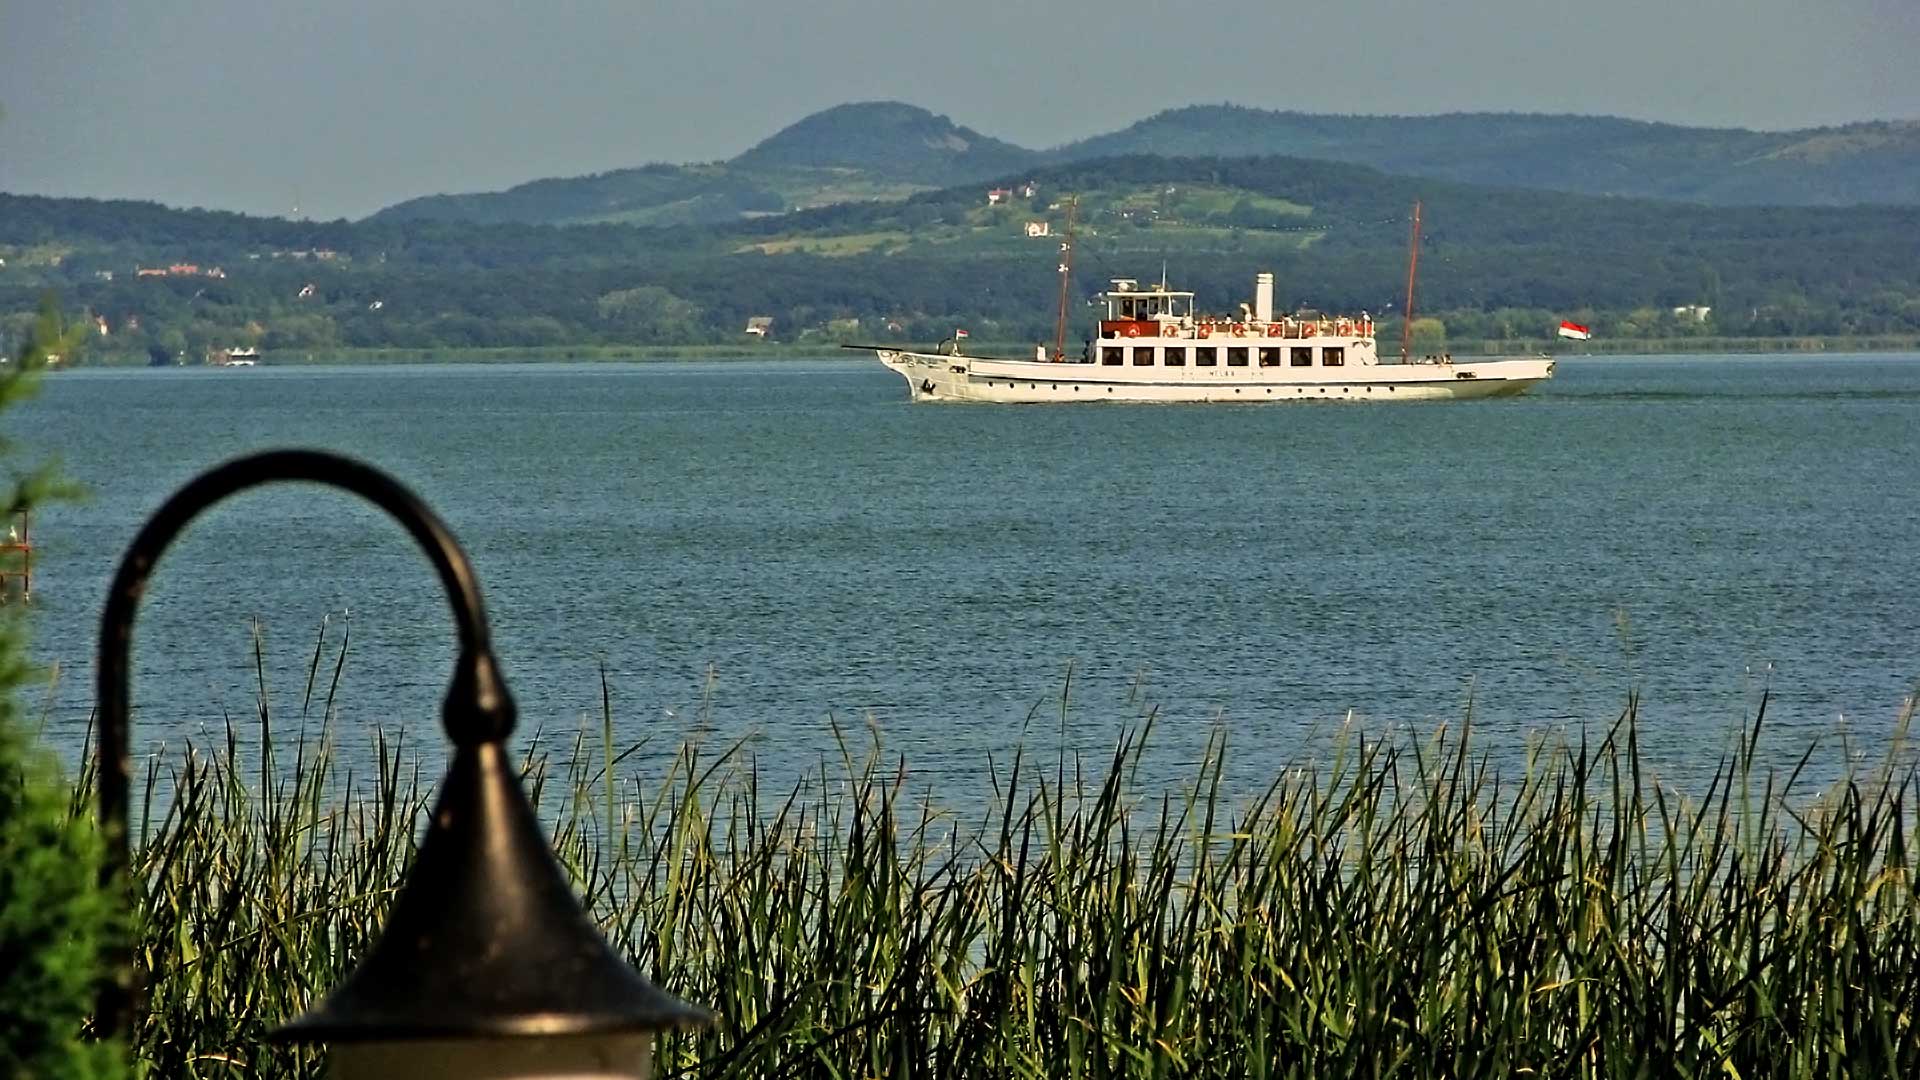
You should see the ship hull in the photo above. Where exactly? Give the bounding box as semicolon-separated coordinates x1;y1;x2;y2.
874;350;1553;403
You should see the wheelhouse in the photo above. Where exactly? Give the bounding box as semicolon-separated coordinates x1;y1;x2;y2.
1098;278;1193;338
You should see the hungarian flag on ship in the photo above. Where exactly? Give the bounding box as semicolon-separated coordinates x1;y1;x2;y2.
1557;320;1592;341
954;328;969;339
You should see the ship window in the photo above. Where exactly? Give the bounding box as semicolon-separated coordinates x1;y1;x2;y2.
1194;347;1218;367
1102;346;1123;365
1291;347;1314;367
1258;347;1280;367
1132;347;1155;366
1227;347;1249;367
1163;346;1187;367
1323;347;1345;367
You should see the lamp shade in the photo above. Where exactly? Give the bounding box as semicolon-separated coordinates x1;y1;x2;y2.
270;735;708;1042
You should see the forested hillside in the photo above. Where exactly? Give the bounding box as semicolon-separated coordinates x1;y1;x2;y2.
1052;107;1920;206
5;153;1918;362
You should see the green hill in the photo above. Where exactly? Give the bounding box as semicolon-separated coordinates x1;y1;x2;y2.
731;101;1037;182
370;164;784;227
1051;106;1920;206
371;103;1037;228
718;154;1920;317
367;160;938;228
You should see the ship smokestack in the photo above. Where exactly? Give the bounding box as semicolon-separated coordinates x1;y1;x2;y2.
1254;273;1274;324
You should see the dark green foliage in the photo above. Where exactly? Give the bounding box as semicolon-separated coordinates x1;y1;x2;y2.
0;666;123;1080
0;295;120;1079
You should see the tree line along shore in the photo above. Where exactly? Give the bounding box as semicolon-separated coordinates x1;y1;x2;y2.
32;334;1920;368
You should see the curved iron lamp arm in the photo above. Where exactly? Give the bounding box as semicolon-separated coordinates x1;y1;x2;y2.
94;449;514;1039
95;448;704;1054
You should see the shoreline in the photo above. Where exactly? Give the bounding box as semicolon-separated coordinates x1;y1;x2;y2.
52;333;1920;368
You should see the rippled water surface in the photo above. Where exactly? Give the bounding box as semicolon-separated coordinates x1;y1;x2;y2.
12;354;1920;801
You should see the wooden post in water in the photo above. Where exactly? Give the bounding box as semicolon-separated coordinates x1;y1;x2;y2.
0;510;29;601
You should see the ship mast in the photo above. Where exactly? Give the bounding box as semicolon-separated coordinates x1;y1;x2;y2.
1052;196;1078;362
1400;200;1422;363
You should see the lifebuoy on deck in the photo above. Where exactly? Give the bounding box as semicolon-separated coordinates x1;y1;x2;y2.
1124;323;1141;337
1198;324;1212;338
1232;324;1247;337
1301;324;1317;337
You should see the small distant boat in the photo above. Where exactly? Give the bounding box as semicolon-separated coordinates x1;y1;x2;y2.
209;346;260;367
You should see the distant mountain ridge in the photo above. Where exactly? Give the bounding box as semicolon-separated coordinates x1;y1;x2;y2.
366;101;1920;227
1050;105;1920;205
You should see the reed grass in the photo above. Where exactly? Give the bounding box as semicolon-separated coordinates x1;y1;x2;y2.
83;629;1919;1077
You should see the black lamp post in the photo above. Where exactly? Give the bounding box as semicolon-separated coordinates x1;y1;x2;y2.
97;449;709;1078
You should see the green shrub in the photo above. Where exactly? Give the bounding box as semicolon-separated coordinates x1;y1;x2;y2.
0;293;123;1077
0;635;123;1078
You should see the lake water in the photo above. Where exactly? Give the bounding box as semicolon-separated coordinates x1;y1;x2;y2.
10;354;1920;804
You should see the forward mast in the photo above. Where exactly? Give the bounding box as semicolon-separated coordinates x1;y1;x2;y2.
1052;197;1078;362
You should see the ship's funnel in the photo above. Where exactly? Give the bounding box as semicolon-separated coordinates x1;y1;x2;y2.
1254;273;1274;324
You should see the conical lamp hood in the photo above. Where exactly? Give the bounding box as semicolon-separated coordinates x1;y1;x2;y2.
273;740;709;1041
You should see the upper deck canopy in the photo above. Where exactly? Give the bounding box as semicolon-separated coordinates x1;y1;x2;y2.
1098;278;1195;321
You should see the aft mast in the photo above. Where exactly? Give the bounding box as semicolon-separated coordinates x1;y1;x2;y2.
1400;200;1422;363
1052;196;1078;362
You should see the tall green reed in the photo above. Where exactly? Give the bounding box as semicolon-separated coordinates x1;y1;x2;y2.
92;624;1918;1078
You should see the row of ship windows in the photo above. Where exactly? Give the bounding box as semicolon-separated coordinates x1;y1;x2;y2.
980;382;1398;395
1100;345;1345;368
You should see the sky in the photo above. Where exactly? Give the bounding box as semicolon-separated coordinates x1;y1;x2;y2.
3;0;1917;220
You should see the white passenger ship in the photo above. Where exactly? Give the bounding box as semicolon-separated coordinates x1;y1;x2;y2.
869;272;1553;403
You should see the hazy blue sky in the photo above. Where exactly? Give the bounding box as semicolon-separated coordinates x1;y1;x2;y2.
4;0;1917;220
